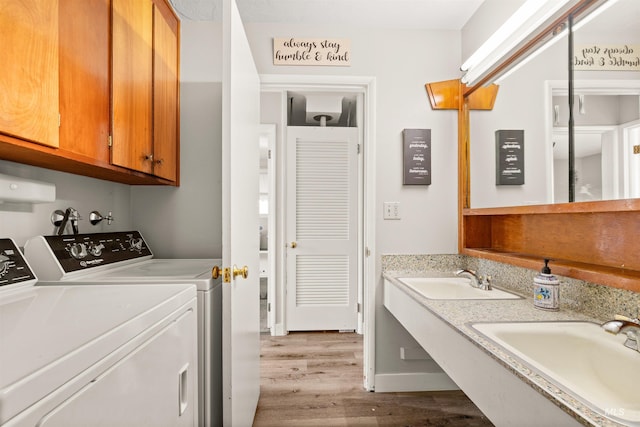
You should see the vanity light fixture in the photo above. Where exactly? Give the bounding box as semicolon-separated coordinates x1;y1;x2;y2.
461;0;576;86
489;0;621;86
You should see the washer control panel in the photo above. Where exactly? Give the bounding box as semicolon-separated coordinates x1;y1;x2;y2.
43;231;153;273
0;239;37;287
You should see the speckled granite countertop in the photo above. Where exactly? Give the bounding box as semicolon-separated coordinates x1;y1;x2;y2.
383;271;629;427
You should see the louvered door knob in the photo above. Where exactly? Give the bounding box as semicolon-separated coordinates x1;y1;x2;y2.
290;241;297;248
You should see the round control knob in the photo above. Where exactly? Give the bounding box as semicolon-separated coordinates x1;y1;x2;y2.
88;243;105;257
0;254;10;277
130;238;143;251
70;243;88;260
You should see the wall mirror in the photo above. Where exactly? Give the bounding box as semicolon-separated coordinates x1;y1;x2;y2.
459;0;640;292
468;0;640;209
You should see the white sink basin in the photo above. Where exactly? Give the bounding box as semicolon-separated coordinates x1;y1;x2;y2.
397;277;520;300
472;321;640;425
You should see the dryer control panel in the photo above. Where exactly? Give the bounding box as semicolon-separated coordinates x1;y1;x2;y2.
0;239;37;287
42;231;153;273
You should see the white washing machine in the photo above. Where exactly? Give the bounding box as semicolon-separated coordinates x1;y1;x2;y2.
0;238;198;427
23;231;222;427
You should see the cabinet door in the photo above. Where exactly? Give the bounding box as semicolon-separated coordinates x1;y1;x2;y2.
0;0;59;148
59;0;110;162
152;4;179;182
111;0;154;174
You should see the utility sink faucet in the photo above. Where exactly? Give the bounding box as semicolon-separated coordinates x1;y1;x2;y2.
56;207;80;235
602;314;640;353
455;269;493;291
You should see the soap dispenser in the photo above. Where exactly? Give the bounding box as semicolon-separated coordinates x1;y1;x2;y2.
533;259;559;311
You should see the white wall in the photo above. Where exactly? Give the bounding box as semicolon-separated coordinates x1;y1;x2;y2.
244;22;461;382
131;21;224;258
0;160;133;248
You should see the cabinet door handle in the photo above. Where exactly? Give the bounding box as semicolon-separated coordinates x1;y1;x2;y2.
144;154;154;161
155;158;164;165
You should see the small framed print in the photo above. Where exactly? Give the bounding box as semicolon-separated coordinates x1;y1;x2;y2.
403;129;431;185
495;129;524;185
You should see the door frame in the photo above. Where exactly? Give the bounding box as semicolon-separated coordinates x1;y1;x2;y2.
260;124;277;331
260;75;377;391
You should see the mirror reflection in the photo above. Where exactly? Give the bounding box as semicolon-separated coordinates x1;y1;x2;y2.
469;0;640;209
552;89;640;203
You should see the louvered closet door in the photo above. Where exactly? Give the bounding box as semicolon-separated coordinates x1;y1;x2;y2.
286;126;359;331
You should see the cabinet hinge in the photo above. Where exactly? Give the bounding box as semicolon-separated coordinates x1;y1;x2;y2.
357;143;361;154
268;149;272;160
58;114;61;127
357;303;361;313
267;303;271;312
108;135;113;147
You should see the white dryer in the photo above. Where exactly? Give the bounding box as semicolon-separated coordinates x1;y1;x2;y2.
24;231;222;427
0;238;198;427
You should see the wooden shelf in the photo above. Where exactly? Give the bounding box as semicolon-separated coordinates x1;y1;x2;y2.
464;199;640;216
462;205;640;293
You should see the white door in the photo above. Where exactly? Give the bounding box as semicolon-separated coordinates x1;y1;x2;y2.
222;0;261;425
286;126;360;331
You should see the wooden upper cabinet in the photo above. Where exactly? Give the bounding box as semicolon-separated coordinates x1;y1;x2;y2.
0;0;178;185
59;0;110;163
0;0;59;148
111;0;179;182
111;0;154;175
152;3;179;182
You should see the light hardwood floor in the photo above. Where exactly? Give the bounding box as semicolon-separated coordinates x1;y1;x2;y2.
253;331;494;426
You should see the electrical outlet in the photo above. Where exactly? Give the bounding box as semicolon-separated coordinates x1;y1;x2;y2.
383;202;400;220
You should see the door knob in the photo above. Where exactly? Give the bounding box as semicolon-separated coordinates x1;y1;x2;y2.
233;265;249;279
290;241;297;248
212;266;231;282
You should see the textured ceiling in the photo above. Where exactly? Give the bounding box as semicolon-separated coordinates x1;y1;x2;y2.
169;0;485;30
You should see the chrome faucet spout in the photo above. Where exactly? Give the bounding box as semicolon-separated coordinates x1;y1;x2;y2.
56;207;80;235
455;269;478;287
455;269;493;291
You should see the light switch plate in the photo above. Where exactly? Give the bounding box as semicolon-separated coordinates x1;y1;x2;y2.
383;202;400;220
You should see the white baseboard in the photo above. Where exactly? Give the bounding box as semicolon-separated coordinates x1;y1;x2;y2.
373;372;459;392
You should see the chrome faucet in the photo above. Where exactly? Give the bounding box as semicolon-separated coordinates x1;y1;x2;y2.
56;207;80;235
455;269;493;291
602;315;640;352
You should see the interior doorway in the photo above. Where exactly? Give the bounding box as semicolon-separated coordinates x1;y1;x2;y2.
259;90;363;334
259;75;377;391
